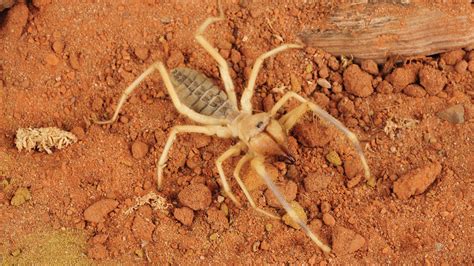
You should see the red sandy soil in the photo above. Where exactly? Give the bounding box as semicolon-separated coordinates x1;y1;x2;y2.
0;0;473;264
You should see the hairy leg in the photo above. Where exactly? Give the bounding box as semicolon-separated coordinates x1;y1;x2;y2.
251;156;331;253
240;44;303;113
157;125;232;189
216;142;244;206
233;153;280;219
195;0;237;107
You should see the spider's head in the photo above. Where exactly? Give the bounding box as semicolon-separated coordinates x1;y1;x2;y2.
238;113;294;163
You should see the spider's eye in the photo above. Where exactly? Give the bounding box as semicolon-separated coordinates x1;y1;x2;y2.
256;121;264;129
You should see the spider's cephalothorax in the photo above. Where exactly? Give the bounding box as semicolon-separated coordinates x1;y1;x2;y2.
95;1;373;254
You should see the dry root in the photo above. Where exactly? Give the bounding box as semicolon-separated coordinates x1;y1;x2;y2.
15;127;78;154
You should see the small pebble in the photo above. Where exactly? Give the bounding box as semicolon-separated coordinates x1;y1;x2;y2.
326;151;342;166
134;47;149;60
131;141;149;159
11;187;31;206
178;183;212;211
83;198;119;223
52;41;64;54
265;223;273;232
454;60;468;73
322;213;336;226
252;241;260;252
45;53;59;66
317;78;332;88
290;73;302;93
70;126;85;140
437;104;465;124
209;232;219;241
361;59;379;75
173;207;194;226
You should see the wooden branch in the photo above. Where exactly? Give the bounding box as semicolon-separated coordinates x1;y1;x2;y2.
299;3;474;63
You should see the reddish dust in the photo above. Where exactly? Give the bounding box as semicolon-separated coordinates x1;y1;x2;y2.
0;1;473;264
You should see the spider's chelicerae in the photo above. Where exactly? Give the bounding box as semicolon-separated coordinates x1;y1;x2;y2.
96;2;372;253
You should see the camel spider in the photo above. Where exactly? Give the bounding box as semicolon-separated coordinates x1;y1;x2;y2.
95;2;372;253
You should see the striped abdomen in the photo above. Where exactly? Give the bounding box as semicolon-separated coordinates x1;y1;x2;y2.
170;68;237;119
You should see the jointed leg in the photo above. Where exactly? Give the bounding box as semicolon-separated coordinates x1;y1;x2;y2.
195;0;237;107
157;125;232;189
233;153;280;220
270;92;373;186
240;44;303;114
95;62;162;124
251;156;331;253
216;142;245;206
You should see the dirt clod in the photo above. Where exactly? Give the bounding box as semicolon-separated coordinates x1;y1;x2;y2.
206;207;228;230
343;64;374;97
440;50;465;65
393;162;442;200
419;66;447;95
131;141;149;159
322;213;336;226
403;84;427;98
360;59;379;75
344;156;364;179
44;53;60;66
11;187;31;206
174;207;194;226
87;243;108;260
132;215;155;242
332;226;366;255
304;173;331;192
436;104;465;124
243;163;278;191
83;199;119;223
386;67;417;92
293;122;332;148
178;183;212;211
326;151;342;166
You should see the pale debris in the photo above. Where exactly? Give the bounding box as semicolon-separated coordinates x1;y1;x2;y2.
383;117;419;140
15;127;77;154
125;192;171;215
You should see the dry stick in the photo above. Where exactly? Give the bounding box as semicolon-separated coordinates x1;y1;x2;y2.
299;5;474;63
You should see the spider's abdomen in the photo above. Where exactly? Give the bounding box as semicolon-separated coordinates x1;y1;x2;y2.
170;68;237;119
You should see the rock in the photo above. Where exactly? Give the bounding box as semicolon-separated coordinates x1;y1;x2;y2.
403;84;427;97
386;67;417;92
322;213;336;226
419;66;447;95
11;187;31;206
70;126;86;140
343;64;374;97
178;183;212;210
83;199;119;223
317;78;332;89
131;141;148;159
454;60;468;73
132;215;155;241
326;151;342;166
45;53;60;66
440;50;465;65
264;180;297;208
376;80;394;94
174;207;194;226
393;162;442;200
134;46;149;60
437;104;465;124
304;173;331;192
360;59;379;75
290;73;302;93
344;156;364;179
282;201;308;229
332;226;366;255
293;122;332;148
206;207;228;230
